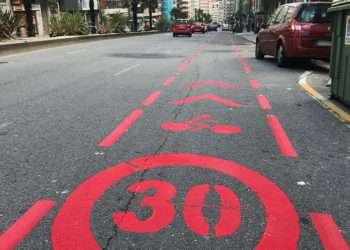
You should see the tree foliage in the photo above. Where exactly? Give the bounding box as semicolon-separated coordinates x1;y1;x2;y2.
0;9;18;39
50;12;88;36
171;8;187;19
107;13;128;33
155;17;172;32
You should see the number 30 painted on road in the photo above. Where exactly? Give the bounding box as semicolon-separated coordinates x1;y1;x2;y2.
113;180;241;238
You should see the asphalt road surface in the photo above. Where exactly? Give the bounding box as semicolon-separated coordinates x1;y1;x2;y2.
0;32;349;250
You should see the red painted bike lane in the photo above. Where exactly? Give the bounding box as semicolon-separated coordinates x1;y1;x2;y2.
1;39;349;250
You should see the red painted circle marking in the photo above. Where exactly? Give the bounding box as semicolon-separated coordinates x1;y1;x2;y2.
51;154;300;250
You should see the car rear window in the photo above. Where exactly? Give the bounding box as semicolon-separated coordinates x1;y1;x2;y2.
176;20;188;24
296;4;331;23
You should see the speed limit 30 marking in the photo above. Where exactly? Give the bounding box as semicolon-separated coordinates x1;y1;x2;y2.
51;154;300;250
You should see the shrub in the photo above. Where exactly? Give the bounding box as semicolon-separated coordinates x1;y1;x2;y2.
50;12;88;36
107;13;128;33
0;9;18;39
49;14;65;36
155;18;172;32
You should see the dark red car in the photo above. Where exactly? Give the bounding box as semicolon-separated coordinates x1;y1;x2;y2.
256;2;331;67
173;19;192;37
191;23;206;33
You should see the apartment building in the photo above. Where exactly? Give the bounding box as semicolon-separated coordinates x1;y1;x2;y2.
210;0;224;23
176;0;192;17
223;0;234;23
199;0;209;14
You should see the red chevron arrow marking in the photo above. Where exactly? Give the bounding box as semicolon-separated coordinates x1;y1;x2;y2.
170;94;242;107
186;80;239;89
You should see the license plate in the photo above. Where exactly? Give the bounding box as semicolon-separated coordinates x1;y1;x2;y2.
315;40;331;47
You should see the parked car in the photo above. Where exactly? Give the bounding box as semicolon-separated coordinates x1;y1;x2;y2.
203;24;208;32
173;19;192;37
255;2;331;67
222;23;229;31
207;23;219;31
192;23;206;33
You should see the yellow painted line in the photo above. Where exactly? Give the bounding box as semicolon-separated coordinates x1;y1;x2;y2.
299;80;350;127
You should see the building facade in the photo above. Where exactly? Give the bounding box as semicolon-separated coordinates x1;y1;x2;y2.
0;0;11;12
210;0;224;23
59;0;99;11
199;0;209;14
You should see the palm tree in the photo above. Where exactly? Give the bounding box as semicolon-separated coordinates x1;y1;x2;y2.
147;0;157;30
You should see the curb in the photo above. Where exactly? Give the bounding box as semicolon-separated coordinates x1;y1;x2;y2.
0;31;161;57
298;71;350;128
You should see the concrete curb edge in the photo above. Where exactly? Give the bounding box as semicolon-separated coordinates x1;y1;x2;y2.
298;71;350;127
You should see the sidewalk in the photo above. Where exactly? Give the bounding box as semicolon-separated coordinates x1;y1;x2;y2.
299;70;350;127
236;32;350;125
0;31;159;56
236;32;257;44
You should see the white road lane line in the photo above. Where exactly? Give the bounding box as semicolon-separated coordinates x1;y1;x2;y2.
113;64;140;77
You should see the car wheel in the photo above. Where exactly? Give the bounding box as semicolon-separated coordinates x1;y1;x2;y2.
189;33;192;37
276;44;288;67
255;40;264;59
173;33;176;37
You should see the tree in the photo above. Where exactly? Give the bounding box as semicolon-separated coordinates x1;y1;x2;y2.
48;0;60;14
89;0;96;33
170;7;186;20
141;0;158;30
131;0;138;31
23;0;35;37
203;13;211;24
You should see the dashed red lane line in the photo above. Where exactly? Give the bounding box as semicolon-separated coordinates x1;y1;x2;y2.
266;115;298;158
0;200;56;250
257;95;272;110
250;79;261;89
243;65;251;74
178;63;187;73
163;76;176;86
310;213;350;250
98;109;144;147
142;91;161;106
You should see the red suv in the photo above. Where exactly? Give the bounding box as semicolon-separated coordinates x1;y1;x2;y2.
256;2;331;67
173;19;192;37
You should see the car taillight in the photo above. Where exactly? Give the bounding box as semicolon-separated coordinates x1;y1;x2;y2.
289;20;301;32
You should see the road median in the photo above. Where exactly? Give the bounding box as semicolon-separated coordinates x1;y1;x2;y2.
0;31;160;56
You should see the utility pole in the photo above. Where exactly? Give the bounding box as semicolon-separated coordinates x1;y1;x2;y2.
23;0;35;37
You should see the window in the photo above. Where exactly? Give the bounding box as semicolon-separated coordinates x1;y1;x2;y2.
268;6;282;26
275;6;288;24
296;4;331;24
284;6;296;23
106;0;124;9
